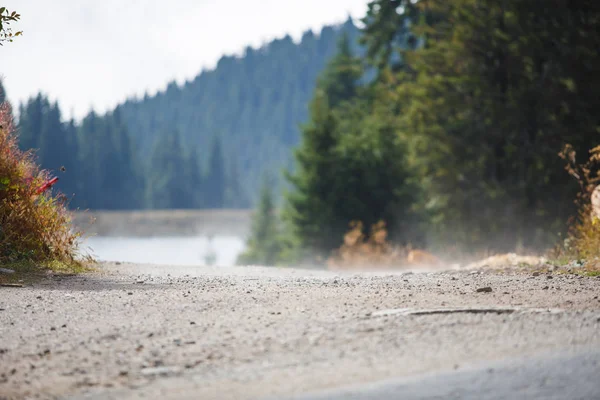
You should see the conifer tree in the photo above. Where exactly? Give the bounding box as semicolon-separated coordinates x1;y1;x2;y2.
237;175;282;265
185;147;203;209
148;131;187;209
204;137;226;209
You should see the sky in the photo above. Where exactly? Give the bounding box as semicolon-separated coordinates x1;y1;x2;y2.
1;0;370;121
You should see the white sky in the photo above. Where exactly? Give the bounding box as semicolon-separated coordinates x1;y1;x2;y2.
1;0;370;121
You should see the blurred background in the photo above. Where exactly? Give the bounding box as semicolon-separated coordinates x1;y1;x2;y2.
1;0;598;269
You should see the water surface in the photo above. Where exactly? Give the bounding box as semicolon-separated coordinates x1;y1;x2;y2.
81;236;246;266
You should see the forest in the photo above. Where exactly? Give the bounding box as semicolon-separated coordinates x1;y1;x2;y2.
4;0;600;265
4;18;361;210
239;0;600;265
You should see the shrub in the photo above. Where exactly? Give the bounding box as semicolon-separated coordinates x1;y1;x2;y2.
0;102;83;271
237;177;283;266
327;220;410;270
555;144;600;264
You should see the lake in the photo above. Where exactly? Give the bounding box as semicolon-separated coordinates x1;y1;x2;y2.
80;235;247;266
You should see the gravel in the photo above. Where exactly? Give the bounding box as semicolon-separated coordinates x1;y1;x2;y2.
0;262;599;400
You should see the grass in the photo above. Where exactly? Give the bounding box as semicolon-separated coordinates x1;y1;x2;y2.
551;144;600;271
0;101;88;282
0;259;93;285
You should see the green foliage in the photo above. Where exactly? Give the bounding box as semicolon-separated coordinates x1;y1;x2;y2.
8;1;600;266
147;131;188;209
204;137;226;209
237;176;283;265
360;0;421;73
118;19;362;206
0;79;6;104
317;32;363;109
359;0;600;253
0;6;22;45
282;34;421;261
282;0;600;263
12;20;362;211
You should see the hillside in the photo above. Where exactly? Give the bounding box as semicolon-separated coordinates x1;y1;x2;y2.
120;18;362;205
11;18;361;210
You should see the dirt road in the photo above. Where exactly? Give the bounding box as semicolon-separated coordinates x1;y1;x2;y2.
1;262;599;399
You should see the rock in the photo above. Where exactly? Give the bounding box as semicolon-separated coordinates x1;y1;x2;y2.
476;287;493;293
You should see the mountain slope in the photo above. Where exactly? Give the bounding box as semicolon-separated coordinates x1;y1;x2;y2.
119;18;362;205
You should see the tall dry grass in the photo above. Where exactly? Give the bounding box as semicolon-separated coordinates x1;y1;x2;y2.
0;102;84;272
327;220;411;270
553;144;600;271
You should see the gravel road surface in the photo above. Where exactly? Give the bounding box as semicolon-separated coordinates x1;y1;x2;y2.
281;348;600;400
1;262;599;400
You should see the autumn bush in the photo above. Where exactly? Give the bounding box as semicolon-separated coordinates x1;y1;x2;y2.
0;102;84;273
327;220;410;270
554;144;600;271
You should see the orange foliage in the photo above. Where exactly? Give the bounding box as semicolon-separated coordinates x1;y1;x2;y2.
327;220;437;270
406;249;442;266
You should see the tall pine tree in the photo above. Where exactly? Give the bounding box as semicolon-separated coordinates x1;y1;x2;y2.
148;131;188;209
237;175;282;265
204;137;226;209
283;27;421;260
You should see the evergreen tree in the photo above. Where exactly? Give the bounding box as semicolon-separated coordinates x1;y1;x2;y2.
117;20;362;206
59;118;80;205
99;109;144;209
283;23;421;260
360;0;421;74
317;32;363;109
224;159;249;208
37;102;66;172
237;175;282;265
0;78;14;121
359;0;600;251
17;94;46;153
147;131;188;209
204;137;226;209
0;78;6;104
283;92;339;255
77;110;105;209
184;147;203;209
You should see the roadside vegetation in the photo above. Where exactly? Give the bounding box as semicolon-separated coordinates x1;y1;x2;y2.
1;10;87;283
549;145;600;276
0;100;87;283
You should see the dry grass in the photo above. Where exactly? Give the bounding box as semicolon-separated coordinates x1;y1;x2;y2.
0;102;87;281
552;144;600;265
327;220;413;270
326;220;549;272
